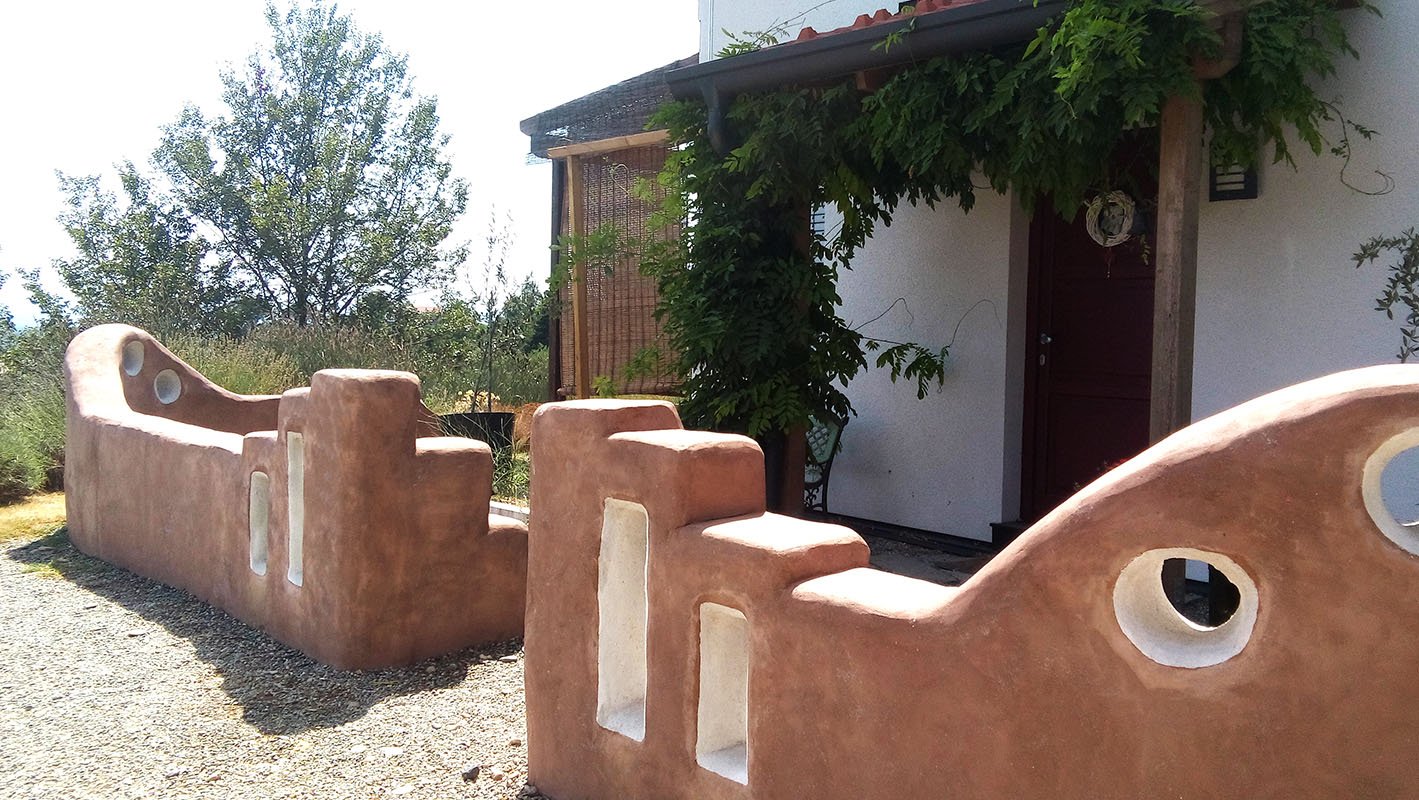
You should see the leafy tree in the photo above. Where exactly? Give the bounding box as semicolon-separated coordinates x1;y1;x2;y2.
54;167;260;336
153;1;468;325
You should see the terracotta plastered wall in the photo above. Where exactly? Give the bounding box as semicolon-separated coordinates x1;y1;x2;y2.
64;324;527;669
527;368;1419;798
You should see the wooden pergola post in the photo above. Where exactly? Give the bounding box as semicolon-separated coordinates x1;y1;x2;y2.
1149;5;1245;443
565;154;592;399
1152;91;1205;604
1150;91;1205;444
1152;10;1244;601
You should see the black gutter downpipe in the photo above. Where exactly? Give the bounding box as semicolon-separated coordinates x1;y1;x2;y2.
703;86;730;155
667;0;1067;153
547;158;567;401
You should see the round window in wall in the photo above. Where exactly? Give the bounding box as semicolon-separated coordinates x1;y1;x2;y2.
121;340;145;376
1113;547;1258;669
1362;428;1419;556
154;369;182;405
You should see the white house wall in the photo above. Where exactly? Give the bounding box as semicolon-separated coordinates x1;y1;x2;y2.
700;0;869;59
828;194;1022;539
702;1;1415;541
1193;4;1417;418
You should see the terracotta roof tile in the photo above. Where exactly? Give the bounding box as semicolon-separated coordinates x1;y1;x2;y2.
794;0;991;43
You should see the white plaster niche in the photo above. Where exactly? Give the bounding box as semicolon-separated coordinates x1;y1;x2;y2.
286;433;305;587
1362;428;1419;556
121;340;145;376
249;471;270;576
1113;548;1257;669
696;602;749;784
153;369;182;404
596;498;649;740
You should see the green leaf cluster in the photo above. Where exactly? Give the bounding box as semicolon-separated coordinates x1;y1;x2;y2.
641;0;1371;438
1355;230;1419;361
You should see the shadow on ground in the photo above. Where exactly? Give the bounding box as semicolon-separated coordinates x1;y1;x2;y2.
7;528;521;736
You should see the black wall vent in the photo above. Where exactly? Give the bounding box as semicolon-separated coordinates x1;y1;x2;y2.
1210;164;1259;202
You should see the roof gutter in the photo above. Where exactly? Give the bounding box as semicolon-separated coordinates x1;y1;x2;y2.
665;0;1067;151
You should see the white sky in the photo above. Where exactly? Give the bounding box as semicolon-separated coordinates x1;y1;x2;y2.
0;0;700;324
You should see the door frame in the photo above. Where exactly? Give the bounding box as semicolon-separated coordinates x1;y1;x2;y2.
1019;210;1054;522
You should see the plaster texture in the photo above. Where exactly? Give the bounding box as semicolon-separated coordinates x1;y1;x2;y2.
527;369;1419;798
64;324;526;669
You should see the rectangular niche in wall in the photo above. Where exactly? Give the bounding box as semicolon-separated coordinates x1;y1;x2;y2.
696;602;749;784
286;433;305;587
596;498;649;740
249;471;270;576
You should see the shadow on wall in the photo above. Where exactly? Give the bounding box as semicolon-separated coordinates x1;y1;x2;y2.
7;528;519;735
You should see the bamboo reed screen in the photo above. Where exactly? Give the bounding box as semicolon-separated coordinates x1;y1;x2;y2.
557;145;678;397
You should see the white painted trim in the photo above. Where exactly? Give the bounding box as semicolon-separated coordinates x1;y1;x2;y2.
1362;428;1419;556
596;499;649;740
153;369;182;404
249;471;269;576
286;433;305;587
121;340;144;376
696;602;749;784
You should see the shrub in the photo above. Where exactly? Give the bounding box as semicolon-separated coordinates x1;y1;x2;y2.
163;334;302;395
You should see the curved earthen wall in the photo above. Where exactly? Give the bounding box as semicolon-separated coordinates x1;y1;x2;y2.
526;367;1419;798
64;324;527;669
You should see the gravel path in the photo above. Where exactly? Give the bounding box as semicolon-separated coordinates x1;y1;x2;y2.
0;528;541;800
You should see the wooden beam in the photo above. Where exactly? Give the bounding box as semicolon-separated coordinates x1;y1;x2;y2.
566;154;592;399
1150;92;1205;444
547;130;670;159
1193;14;1244;79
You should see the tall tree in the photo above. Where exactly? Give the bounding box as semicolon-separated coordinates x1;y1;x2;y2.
154;1;468;325
54;167;259;336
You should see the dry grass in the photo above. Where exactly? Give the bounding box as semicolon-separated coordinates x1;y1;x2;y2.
0;493;66;543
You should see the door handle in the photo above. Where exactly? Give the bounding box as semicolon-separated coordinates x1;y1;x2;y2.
1039;333;1053;345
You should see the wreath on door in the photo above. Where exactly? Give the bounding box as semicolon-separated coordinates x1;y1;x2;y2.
1085;191;1138;248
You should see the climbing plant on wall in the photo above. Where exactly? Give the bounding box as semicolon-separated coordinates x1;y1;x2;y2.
626;0;1377;439
1355;230;1419;361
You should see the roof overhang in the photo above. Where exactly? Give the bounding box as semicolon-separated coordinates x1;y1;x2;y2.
665;0;1068;102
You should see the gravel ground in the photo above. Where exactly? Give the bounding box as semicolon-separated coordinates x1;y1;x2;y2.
863;535;987;587
0;520;986;800
0;528;542;800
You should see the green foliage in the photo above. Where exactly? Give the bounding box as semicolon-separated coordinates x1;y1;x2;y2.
163;333;303;395
1208;0;1379;172
1355;229;1419;361
0;311;74;502
54;168;262;337
640;0;1371;437
0;272;550;505
491;450;530;504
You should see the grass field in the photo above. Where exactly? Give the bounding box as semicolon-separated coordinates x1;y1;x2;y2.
0;493;65;544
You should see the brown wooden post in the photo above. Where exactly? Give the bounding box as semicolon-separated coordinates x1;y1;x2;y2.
1151;91;1205;445
566;154;592;399
1153;90;1206;604
769;205;814;517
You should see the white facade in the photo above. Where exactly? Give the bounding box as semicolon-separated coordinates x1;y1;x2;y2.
702;0;1416;541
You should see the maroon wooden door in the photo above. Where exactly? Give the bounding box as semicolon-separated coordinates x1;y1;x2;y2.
1022;194;1155;520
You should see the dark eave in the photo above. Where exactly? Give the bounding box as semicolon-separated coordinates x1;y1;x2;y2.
666;0;1066;102
521;55;698;159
